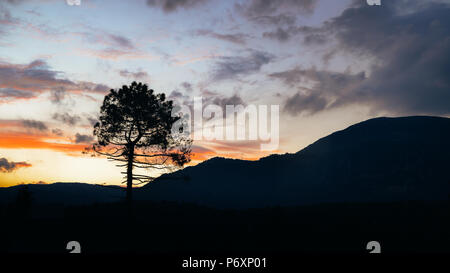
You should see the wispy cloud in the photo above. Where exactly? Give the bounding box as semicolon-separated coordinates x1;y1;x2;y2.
194;29;250;45
78;48;156;61
119;69;149;79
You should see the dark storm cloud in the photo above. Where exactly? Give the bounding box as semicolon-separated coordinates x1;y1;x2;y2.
211;50;275;81
0;158;31;173
52;112;81;126
271;68;366;115
146;0;208;12
277;0;450;115
74;133;94;144
194;29;249;45
22;120;48;131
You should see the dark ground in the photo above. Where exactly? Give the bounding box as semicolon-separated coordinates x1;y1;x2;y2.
1;199;448;254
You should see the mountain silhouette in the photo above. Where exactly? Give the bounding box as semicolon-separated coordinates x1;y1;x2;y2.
136;116;450;208
1;116;449;209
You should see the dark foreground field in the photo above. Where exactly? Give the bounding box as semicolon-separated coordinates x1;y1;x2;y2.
1;200;448;254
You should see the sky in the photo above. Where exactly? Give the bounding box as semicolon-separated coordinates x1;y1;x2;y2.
1;0;449;187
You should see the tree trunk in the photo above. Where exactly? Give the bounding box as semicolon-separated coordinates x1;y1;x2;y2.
126;144;134;212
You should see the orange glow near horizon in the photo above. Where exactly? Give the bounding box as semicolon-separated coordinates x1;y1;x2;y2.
0;130;276;187
0;132;87;153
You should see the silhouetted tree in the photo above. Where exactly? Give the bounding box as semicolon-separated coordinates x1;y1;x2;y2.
92;82;192;206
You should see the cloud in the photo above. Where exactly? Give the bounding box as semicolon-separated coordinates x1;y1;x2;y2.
146;0;207;12
250;13;297;26
3;0;28;5
0;4;15;27
0;59;69;92
169;90;185;100
119;69;149;79
108;34;134;49
194;29;249;45
283;91;328;116
79;48;155;61
262;24;328;43
78;30;136;49
276;0;450;116
52;112;81;126
0;59;110;98
86;116;99;126
212;94;246;109
211;50;275;81
234;1;317;42
80;82;110;93
0;157;31;173
271;67;366;115
22;119;48;131
237;0;318;18
0;88;35;100
74;133;94;144
50;87;67;104
52;128;64;136
0;2;20;36
270;67;306;86
262;27;292;42
181;82;193;92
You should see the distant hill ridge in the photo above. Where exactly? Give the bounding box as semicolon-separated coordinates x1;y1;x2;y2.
1;116;449;208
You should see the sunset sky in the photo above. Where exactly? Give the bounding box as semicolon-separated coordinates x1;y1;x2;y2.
1;0;449;187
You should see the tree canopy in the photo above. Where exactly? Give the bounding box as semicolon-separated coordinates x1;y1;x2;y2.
92;81;192;202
